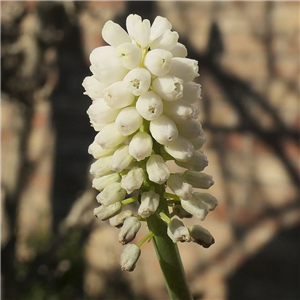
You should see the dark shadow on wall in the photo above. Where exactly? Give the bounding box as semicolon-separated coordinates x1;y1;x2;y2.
227;225;300;300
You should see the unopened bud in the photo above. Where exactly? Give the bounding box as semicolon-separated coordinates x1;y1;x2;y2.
119;243;141;272
164;135;194;162
129;132;153;161
136;91;163;121
182;171;214;189
167;218;191;243
152;75;183;101
144;49;173;77
121;167;145;194
93;202;122;221
190;225;215;248
119;217;141;245
138;191;160;218
110;145;133;172
92;173;120;191
193;192;218;211
181;195;210;221
109;210;133;228
167;174;193;200
115;43;142;69
115;107;143;136
96;182;126;206
146;154;170;184
176;151;208;172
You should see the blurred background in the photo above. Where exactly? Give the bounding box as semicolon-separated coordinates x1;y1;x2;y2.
1;1;299;300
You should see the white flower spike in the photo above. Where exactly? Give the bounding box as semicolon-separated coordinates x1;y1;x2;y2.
83;14;217;274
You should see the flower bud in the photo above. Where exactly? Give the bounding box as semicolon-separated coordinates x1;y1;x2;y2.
149;16;172;43
182;171;214;189
176;119;203;140
150;30;179;51
167;174;193;200
190;136;206;150
168;57;199;82
175;151;208;171
119;216;141;245
115;107;143;136
126;14;150;48
193;192;218;211
82;76;108;100
136;91;163;121
121;167;145;194
167;218;191;243
144;49;172;77
190;225;215;248
129;132;153;161
109;210;133;228
182;82;201;103
181;195;210;221
164;135;194;162
92;173;120;191
93;202;122;220
152;76;183;101
163;99;194;123
87;98;120;125
150;114;178;145
96;182;126;206
110;145;133;172
89;46;127;83
123;68;151;96
119;243;141;272
88;140;117;159
170;43;187;58
103;81;135;109
146;154;170;184
95;123;127;149
102;20;131;47
90;155;112;177
115;43;142;69
138;191;160;218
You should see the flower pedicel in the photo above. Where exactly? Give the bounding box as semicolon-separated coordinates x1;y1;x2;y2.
83;14;217;279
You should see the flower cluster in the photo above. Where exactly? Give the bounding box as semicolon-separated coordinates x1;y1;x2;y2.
83;14;217;271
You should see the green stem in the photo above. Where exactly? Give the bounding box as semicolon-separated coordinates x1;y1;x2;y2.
146;183;193;300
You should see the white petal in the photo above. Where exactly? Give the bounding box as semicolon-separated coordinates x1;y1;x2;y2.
110;145;133;172
88;140;117;159
163;99;194;123
97;182;126;206
146;154;170;184
129;132;153;161
115;107;143;136
115;43;142;69
167;174;193;200
177;119;203;140
150;114;178;145
150;16;172;42
121;167;145;194
138;191;160;218
182;82;201;103
90;155;112;177
89;46;127;83
136;91;163;121
181;196;209;221
144;49;173;77
170;43;188;58
168;57;199;82
151;30;179;51
182;170;214;189
126;14;150;47
92;173;121;191
176;151;208;171
82;76;108;100
152;76;183;101
123;68;151;96
102;20;131;47
164;135;194;162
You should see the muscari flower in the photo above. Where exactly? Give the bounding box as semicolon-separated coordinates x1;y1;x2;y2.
83;14;217;272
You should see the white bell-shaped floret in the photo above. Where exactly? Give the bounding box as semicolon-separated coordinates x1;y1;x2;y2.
152;76;183;102
102;81;135;109
149;16;172;43
110;145;133;172
129;132;153;161
164;135;194;162
115;43;142;69
168;57;199;82
176;119;203;140
176;150;208;171
109;210;133;228
126;14;150;48
167;218;191;243
94;202;122;221
136;91;163;121
92;173;121;191
119;216;141;244
102;20;131;47
170;43;188;58
163;99;194;123
119;243;141;272
89;46;127;83
146;154;170;184
151;30;179;51
96;182;126;206
82;76;108;100
149;114;178;145
95;122;127;149
182;82;201;103
87;98;121;125
167;174;194;200
88;140;117;159
193;192;218;211
182;170;214;189
115;107;143;136
138;191;160;218
121;167;145;194
90;155;113;177
123;68;151;96
181;195;210;221
144;49;173;77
